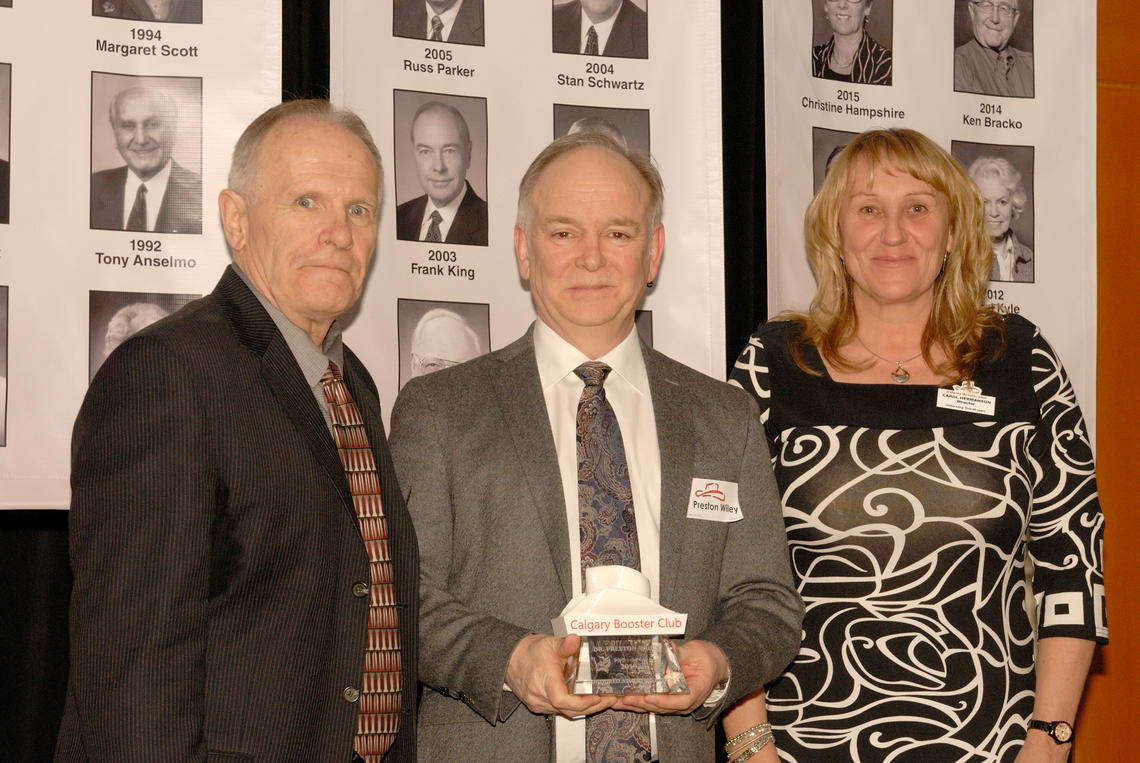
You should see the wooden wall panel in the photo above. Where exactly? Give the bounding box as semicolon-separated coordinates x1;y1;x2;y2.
1075;3;1140;758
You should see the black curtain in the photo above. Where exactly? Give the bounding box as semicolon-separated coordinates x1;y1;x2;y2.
0;3;764;758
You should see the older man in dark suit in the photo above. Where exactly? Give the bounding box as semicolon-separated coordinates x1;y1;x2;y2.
58;100;418;762
393;0;484;45
553;0;648;58
389;133;801;760
90;86;202;234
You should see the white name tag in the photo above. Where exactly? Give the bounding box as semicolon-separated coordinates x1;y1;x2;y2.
686;479;742;523
936;380;996;416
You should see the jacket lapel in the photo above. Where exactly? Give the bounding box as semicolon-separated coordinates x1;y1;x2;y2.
217;268;353;516
491;331;573;602
645;349;696;608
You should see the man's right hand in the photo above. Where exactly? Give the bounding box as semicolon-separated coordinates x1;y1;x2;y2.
505;634;618;718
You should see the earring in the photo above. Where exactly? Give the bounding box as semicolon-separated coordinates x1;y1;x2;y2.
646;280;654;288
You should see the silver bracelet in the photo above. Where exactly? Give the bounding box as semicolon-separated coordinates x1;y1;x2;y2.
732;732;775;762
725;723;773;754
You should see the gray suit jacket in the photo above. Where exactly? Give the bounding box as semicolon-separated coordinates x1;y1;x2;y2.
57;267;418;761
389;327;802;761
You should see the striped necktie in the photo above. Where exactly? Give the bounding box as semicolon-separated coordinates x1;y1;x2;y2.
321;361;402;761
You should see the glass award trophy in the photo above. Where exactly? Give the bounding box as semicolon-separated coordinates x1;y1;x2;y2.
553;566;689;695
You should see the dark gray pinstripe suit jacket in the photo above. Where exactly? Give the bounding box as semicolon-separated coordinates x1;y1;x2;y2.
56;267;418;762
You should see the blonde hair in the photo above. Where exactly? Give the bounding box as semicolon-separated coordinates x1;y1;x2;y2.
793;127;1002;380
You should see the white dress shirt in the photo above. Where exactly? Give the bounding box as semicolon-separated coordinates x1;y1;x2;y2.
533;320;661;762
992;236;1016;282
423;0;465;41
122;160;172;233
416;181;467;242
577;5;620;54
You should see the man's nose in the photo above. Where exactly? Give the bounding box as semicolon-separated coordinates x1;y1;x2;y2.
324;209;354;249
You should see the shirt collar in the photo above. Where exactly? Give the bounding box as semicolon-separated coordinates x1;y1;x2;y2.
533;319;648;397
425;0;464;34
580;3;621;53
232;264;345;388
123;159;173;230
427;180;468;225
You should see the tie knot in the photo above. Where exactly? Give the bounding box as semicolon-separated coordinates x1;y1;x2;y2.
321;360;343;385
574;362;611;388
430;210;443;223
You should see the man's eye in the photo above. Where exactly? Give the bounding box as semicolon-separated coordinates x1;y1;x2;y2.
348;204;369;217
296;197;313;208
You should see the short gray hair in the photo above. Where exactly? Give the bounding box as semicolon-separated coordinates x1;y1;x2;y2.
228;99;383;200
516;131;664;232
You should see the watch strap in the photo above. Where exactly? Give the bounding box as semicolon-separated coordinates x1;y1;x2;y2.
1028;719;1074;744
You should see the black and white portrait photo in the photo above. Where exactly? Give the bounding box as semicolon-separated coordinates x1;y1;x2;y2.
393;0;484;46
953;140;1035;284
397;298;490;388
90;73;203;234
554;103;650;154
92;0;202;23
811;0;893;86
811;126;858;194
89;290;198;381
553;0;648;59
0;62;10;225
393;90;488;246
954;0;1034;98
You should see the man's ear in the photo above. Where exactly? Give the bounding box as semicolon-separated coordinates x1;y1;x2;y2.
218;189;248;252
514;224;531;280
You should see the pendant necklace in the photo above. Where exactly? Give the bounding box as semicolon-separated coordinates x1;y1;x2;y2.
855;336;922;384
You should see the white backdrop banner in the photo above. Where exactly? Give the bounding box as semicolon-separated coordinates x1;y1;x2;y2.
331;0;725;424
762;1;1098;440
0;2;281;509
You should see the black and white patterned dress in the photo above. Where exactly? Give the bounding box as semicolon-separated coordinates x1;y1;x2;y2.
729;315;1107;762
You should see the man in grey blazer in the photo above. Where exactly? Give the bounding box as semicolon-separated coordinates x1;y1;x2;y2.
389;132;802;760
58;100;418;761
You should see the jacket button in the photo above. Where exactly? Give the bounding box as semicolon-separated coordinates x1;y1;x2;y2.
343;686;360;703
352;581;369;598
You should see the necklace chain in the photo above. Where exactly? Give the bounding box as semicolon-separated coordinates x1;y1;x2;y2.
855;336;922;384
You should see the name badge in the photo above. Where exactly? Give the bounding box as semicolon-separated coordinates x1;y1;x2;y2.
686;479;742;523
936;380;996;416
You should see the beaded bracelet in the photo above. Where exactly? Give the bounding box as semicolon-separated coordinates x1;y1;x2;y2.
725;723;773;757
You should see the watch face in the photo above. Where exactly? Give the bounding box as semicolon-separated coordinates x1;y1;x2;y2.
1053;722;1074;743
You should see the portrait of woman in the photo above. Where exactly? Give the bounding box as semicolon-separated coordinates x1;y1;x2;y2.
722;129;1105;761
968;155;1034;283
811;0;892;86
